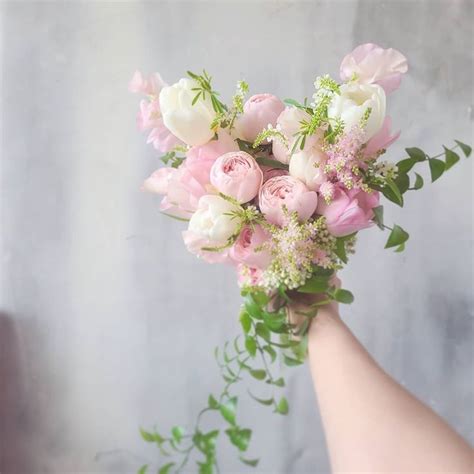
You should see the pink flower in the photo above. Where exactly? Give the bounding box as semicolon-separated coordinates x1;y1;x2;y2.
236;94;285;142
229;225;272;269
364;116;400;157
143;132;238;218
317;187;380;237
146;122;183;153
210;151;263;203
340;43;408;94
128;70;166;96
236;264;264;287
261;165;288;182
259;175;318;226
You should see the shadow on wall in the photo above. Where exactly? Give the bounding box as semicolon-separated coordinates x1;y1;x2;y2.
0;313;37;474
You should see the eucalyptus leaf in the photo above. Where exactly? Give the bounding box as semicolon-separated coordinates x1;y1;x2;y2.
444;146;460;170
429;158;445;182
372;205;384;229
454;140;472;157
385;224;409;249
275;397;289;415
413;173;424;190
405;147;427;161
219;397;237;425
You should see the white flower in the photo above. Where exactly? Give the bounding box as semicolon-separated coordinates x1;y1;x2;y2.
159;78;215;146
289;145;327;191
328;83;386;140
188;195;241;246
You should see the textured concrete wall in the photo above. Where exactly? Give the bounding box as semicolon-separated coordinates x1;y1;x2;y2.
1;1;472;473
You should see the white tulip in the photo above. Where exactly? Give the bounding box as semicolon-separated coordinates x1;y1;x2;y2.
188;195;241;246
328;83;386;140
159;78;215;146
289;146;327;191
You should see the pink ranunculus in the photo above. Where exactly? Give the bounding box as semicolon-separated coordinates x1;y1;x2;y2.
364;116;400;157
317;187;380;237
210;151;263;203
261;165;288;182
229;225;272;270
259;175;318;226
143;132;238;218
340;43;408;94
236;94;285;142
129;70;167;96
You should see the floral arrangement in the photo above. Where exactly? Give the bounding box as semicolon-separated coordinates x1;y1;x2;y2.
129;43;471;474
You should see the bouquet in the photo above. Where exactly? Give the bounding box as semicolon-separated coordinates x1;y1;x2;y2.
129;43;470;474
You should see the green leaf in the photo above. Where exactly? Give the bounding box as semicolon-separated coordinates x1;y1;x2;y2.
331;288;354;304
255;323;271;342
444;146;460;170
244;296;263;320
283;354;304;367
248;391;274;406
139;428;162;444
405;147;427;162
262;311;286;331
335;237;348;264
385;224;409;249
239;311;251;334
394;173;410;194
270;377;285;387
251;290;270;306
413;173;424;190
225;427;251;452
275;397;289;415
385;178;404;206
249;369;267;380
239;457;259;467
191;92;201;105
255;156;289;170
395;243;405;252
283;98;305;108
208;394;219;409
454;140;472;157
263;344;277;363
396;158;417;173
158;463;175;474
372;205;384;229
245;336;257;357
137;465;148;474
429;158;445;182
171;426;185;443
219;397;237;425
298;275;330;294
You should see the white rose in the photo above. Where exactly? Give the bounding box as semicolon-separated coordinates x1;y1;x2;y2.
188;195;241;246
159;78;215;146
289;145;327;191
328;83;386;140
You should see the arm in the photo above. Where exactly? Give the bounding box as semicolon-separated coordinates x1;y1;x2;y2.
307;303;473;473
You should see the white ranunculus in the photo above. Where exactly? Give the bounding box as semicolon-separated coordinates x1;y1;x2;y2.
188;195;241;246
328;83;386;141
289;146;327;191
159;78;215;146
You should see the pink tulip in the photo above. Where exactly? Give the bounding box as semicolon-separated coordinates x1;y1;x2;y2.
317;187;380;237
236;94;285;142
210;151;263;203
364;116;400;157
340;43;408;94
229;225;272;269
259;175;318;226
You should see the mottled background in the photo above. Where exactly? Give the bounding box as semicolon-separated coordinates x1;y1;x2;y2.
0;1;472;473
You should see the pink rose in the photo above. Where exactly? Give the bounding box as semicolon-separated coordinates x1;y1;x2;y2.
363;116;400;157
229;225;272;269
259;175;318;226
210;151;263;203
317;188;380;237
340;43;408;94
236;94;285;142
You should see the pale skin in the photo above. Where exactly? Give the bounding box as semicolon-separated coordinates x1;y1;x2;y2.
290;287;474;473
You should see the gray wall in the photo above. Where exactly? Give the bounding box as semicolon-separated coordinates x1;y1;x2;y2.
0;1;472;473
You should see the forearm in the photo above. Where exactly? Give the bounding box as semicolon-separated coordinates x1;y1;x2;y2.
308;312;473;473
